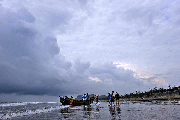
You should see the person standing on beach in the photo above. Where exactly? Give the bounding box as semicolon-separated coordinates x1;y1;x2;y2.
108;93;111;105
86;93;90;105
82;94;87;106
95;94;99;104
70;96;73;105
115;92;120;105
110;91;115;106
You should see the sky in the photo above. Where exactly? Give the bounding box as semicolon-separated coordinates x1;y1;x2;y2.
0;0;180;102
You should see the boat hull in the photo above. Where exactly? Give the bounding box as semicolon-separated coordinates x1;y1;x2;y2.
59;96;94;106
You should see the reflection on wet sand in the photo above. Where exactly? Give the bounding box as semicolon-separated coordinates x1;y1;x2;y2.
82;105;100;119
83;105;92;119
59;104;100;119
58;101;180;120
60;107;71;119
109;105;121;120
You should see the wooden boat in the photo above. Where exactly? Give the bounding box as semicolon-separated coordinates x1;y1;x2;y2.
59;96;94;106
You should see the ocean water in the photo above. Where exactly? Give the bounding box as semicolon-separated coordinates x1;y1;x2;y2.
0;101;180;120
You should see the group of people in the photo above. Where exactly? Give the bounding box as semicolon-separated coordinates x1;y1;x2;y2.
108;91;120;106
82;93;99;106
67;91;119;106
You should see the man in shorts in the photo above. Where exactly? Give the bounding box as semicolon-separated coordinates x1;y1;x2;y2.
115;92;120;105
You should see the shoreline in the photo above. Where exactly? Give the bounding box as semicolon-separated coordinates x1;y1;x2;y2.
99;95;180;102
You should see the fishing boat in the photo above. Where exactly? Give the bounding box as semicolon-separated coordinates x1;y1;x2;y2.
59;96;94;106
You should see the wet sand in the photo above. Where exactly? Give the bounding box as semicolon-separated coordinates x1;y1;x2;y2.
11;101;180;120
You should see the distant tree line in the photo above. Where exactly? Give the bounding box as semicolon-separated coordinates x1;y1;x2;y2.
121;85;180;99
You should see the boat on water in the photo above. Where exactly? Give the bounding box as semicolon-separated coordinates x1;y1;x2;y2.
59;96;95;106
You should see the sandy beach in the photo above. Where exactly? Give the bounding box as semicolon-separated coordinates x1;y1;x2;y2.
1;101;180;120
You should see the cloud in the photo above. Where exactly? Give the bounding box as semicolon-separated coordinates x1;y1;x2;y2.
0;3;62;96
0;0;180;101
17;8;36;23
151;77;169;87
72;59;90;74
89;77;102;82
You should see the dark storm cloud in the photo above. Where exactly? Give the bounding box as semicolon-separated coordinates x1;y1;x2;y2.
52;55;72;70
17;8;36;23
1;0;180;102
73;60;90;74
0;2;160;98
0;3;93;97
89;62;135;82
0;5;63;96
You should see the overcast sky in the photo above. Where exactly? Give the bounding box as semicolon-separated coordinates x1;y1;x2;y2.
0;0;180;102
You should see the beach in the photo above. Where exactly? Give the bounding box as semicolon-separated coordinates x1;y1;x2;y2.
1;101;180;119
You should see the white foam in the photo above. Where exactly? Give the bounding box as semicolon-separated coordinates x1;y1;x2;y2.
47;102;58;104
0;102;45;107
0;105;70;119
0;102;29;107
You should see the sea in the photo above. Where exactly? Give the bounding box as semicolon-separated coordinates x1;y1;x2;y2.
0;101;180;120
